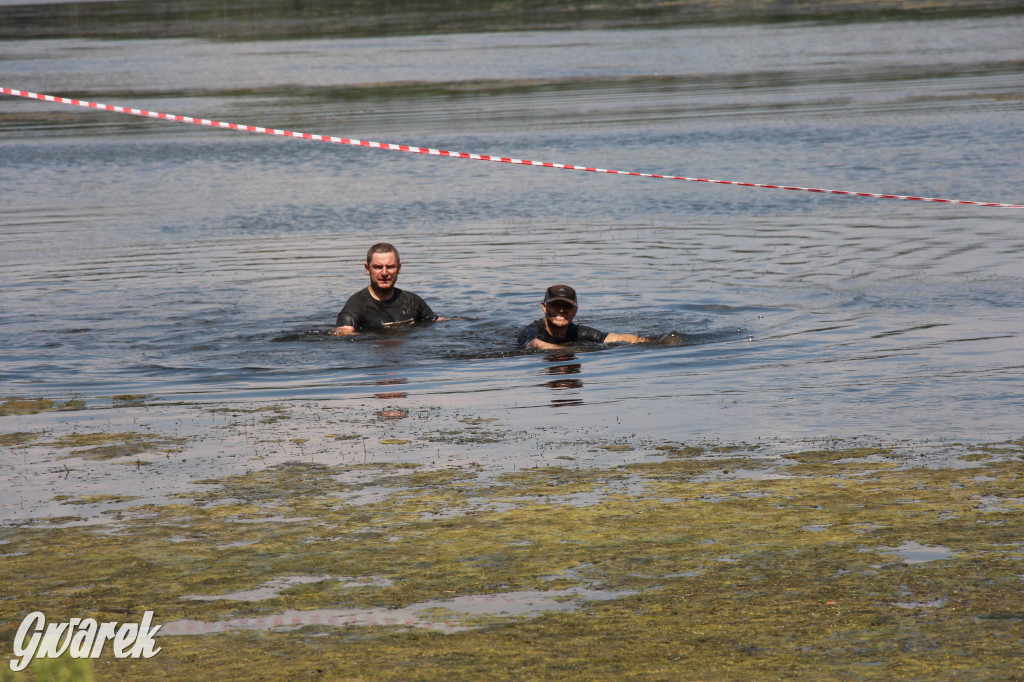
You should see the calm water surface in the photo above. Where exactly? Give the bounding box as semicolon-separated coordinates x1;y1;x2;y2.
2;14;1023;443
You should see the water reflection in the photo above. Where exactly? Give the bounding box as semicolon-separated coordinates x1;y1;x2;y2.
371;336;410;350
548;391;584;407
542;353;585;406
374;376;408;400
163;587;636;636
542;353;580;372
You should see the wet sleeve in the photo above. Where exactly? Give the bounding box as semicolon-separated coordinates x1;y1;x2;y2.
412;294;438;323
336;293;365;328
517;323;541;347
576;325;608;343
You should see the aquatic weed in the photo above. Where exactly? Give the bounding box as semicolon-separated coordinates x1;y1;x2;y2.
0;396;84;416
2;444;1023;679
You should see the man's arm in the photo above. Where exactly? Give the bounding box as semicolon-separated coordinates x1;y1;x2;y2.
518;322;559;349
525;337;566;350
576;324;645;345
331;290;368;335
604;332;648;344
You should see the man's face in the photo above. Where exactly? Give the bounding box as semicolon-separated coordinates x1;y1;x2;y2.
543;300;577;329
365;251;401;291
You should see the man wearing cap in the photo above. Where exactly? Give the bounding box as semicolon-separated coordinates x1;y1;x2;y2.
517;284;647;350
330;243;444;335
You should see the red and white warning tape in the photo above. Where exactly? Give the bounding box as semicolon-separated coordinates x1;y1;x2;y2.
4;86;1022;209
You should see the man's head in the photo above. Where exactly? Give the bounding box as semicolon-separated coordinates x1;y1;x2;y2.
544;284;577;307
366;243;400;265
364;243;402;297
542;284;578;331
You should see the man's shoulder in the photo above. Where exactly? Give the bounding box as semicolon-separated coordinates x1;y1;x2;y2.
343;287;374;306
573;323;607;343
393;288;422;303
517;319;546;346
395;289;438;319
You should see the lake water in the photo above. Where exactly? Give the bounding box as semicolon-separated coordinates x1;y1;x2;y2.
2;9;1023;445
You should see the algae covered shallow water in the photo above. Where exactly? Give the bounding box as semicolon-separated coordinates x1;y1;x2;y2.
2;1;1024;679
2;399;1024;679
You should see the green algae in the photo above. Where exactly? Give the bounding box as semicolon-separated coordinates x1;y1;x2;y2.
205;405;286;415
203;405;292;425
782;446;892;463
492;466;630;497
37;431;189;461
0;431;41;447
423;424;509;446
1;443;1023;680
2;396;56;415
58;494;143;506
35;515;86;525
0;396;85;416
2;430;1024;675
654;444;706;458
111;395;153;408
0;654;94;682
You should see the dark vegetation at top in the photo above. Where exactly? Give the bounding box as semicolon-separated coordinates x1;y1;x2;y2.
1;0;1022;40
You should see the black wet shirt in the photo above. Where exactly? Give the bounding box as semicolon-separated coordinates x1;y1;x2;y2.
336;288;437;330
517;319;607;347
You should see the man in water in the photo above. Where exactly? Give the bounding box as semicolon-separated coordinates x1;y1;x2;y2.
517;284;647;350
331;243;443;335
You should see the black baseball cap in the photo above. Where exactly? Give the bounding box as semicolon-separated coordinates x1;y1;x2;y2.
544;284;578;306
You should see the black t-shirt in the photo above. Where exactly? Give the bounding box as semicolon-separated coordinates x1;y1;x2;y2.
517;319;607;347
336;287;437;331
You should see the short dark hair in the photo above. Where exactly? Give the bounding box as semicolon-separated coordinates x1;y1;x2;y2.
366;242;400;264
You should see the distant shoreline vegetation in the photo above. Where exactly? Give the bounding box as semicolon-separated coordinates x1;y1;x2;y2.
1;0;1022;40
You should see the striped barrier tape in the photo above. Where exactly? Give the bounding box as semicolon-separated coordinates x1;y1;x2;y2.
3;86;1022;209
